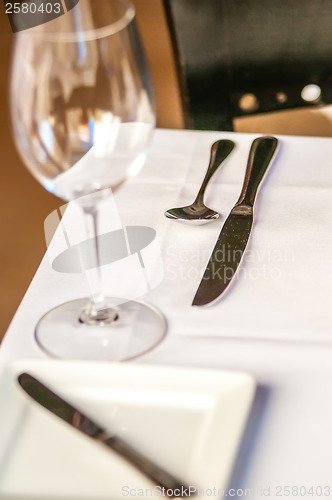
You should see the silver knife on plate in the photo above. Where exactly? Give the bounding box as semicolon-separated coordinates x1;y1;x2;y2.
192;136;279;307
18;373;192;494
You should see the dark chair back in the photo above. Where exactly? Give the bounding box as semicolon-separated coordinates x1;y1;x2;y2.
163;0;332;130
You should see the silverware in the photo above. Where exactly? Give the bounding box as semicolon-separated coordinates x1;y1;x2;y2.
18;373;191;493
192;136;278;306
164;139;235;224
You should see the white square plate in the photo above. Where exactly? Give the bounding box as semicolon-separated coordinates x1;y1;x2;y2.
0;361;255;499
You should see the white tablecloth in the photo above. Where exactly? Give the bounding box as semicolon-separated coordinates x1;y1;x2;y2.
2;129;332;496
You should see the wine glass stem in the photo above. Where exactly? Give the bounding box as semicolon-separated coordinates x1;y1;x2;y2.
84;206;106;307
79;204;118;325
78;206;122;325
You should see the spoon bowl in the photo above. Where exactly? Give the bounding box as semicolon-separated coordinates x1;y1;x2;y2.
165;205;219;224
164;139;235;225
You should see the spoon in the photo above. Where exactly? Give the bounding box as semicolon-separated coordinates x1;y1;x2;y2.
164;139;235;224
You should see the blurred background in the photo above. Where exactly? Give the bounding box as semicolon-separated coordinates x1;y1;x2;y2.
1;0;332;340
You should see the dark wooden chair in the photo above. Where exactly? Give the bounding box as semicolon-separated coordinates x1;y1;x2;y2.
163;0;332;131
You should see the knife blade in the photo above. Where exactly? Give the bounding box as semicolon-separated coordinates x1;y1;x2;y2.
192;136;278;306
18;373;192;494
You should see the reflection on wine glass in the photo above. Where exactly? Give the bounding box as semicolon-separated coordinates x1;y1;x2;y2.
10;0;166;360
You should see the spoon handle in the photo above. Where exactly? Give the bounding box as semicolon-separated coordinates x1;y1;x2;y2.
195;139;235;203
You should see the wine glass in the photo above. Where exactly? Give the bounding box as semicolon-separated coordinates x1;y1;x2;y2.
9;0;166;360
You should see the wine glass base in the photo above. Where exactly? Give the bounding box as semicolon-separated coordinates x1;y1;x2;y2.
35;298;167;361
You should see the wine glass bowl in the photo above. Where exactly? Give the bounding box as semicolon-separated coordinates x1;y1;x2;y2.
10;0;154;201
10;0;166;360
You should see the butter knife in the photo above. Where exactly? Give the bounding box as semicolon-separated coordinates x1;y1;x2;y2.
192;136;278;306
18;373;191;493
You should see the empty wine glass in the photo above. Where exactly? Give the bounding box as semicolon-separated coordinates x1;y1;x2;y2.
10;0;166;360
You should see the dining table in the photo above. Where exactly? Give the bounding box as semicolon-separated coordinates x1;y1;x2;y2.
1;128;332;499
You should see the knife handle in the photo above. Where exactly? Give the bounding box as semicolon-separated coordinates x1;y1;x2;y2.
235;136;278;209
100;433;193;495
